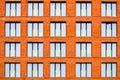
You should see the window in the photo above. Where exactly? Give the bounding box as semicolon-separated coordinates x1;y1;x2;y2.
5;63;20;77
76;23;91;37
102;23;116;37
5;23;20;37
6;3;21;16
102;43;116;57
28;43;43;57
50;63;66;78
102;63;116;77
28;23;43;37
50;23;66;37
76;63;91;77
50;43;66;57
76;3;91;16
102;3;116;16
28;2;43;16
28;63;43;78
5;43;20;57
50;3;66;16
76;43;91;57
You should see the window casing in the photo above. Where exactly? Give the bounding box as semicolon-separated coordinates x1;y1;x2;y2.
102;23;116;37
28;43;43;57
50;43;66;57
50;63;66;78
5;43;20;57
102;3;116;16
6;3;21;16
102;63;116;77
76;43;91;57
50;3;66;16
5;23;20;37
28;2;43;16
50;23;66;37
76;23;91;37
102;43;116;57
76;63;91;77
28;63;43;78
76;3;91;16
28;23;43;37
5;63;20;77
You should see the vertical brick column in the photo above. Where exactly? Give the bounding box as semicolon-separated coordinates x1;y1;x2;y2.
21;0;27;17
0;0;5;17
44;0;50;17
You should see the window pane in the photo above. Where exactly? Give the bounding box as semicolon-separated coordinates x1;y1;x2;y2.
6;3;10;16
112;23;116;37
33;64;38;77
56;3;60;16
107;3;111;16
33;23;38;36
102;43;105;57
39;64;43;77
16;64;20;77
76;3;80;16
87;3;91;16
28;3;32;16
33;3;38;16
102;23;105;36
11;23;15;36
87;43;91;57
50;43;55;57
62;3;66;16
5;43;9;57
39;43;43;57
56;43;60;57
5;64;9;77
61;23;66;36
81;3;86;16
102;3;105;16
28;64;32;77
11;3;15;16
6;23;10;37
102;64;105;77
112;3;116;16
51;3;55;16
11;64;15;77
112;43;116;57
39;23;43;36
28;23;32;36
112;64;116;77
61;64;66;77
56;23;60;36
11;43;15;57
56;64;60;77
33;43;38;57
76;43;80;57
16;43;20;57
76;23;80;36
87;23;91;36
87;64;91;77
76;64;80;77
50;64;54;77
16;23;20;36
51;23;55;36
39;3;43;16
28;43;32;57
61;43;66;57
16;3;20;16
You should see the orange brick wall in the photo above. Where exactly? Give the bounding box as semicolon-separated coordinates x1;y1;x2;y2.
0;0;120;80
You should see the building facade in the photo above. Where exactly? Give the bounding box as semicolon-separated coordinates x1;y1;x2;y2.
0;0;120;80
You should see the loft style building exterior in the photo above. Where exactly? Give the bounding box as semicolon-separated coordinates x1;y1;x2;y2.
0;0;120;80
